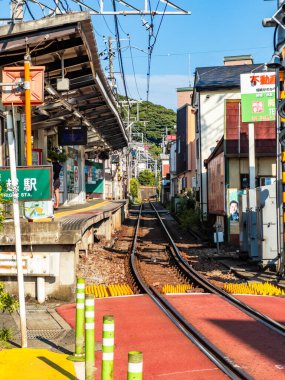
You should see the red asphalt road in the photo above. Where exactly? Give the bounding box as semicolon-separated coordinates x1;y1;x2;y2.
57;296;227;380
57;294;285;380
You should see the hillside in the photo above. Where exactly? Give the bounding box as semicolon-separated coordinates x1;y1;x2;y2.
119;97;176;145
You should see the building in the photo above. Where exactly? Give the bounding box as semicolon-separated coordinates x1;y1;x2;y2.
176;88;196;196
192;55;274;218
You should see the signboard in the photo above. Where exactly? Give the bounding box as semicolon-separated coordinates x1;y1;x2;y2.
0;166;52;201
85;161;104;193
24;200;54;220
240;72;276;122
0;251;54;276
2;66;45;105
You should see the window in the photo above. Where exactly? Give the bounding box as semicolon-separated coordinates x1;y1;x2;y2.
240;174;249;189
177;137;181;154
259;177;275;186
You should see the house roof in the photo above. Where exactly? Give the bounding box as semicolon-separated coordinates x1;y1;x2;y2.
194;64;271;91
204;136;224;167
0;12;128;151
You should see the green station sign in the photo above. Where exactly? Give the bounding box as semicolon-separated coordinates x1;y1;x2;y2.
0;166;52;201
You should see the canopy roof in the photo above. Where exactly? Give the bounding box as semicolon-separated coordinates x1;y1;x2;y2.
0;12;128;150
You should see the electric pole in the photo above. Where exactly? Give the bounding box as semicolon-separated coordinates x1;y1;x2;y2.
108;36;116;92
264;0;285;277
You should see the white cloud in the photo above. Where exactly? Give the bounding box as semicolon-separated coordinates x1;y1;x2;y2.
116;74;192;110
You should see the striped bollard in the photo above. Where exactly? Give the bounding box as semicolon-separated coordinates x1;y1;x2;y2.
101;315;115;380
85;294;95;380
68;277;85;361
127;351;143;380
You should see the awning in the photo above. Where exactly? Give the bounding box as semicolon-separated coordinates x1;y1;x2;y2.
0;12;128;150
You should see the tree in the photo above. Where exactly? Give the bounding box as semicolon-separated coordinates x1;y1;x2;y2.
138;170;156;186
130;178;140;201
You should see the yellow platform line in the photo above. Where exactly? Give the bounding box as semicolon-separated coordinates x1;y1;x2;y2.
33;200;110;222
0;348;77;380
54;200;110;219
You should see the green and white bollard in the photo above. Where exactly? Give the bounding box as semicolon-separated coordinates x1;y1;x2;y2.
127;351;143;380
101;315;115;380
85;293;95;380
68;277;85;361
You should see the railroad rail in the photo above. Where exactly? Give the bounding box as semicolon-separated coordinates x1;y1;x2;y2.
149;202;285;337
129;202;253;380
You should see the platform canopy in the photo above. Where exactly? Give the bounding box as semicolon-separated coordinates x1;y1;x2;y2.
0;12;128;150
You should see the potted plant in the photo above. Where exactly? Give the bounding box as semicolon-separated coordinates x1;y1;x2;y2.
47;146;68;163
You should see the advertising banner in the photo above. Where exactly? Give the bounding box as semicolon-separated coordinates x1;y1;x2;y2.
85;161;104;193
240;72;276;122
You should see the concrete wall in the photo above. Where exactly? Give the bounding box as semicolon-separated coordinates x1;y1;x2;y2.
1;205;125;302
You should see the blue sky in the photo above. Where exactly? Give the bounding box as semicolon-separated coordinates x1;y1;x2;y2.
0;0;279;109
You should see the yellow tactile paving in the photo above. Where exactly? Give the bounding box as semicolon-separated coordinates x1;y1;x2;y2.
33;200;110;222
0;348;78;380
54;200;110;219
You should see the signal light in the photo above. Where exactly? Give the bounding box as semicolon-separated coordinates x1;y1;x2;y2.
278;99;285;119
273;1;285;29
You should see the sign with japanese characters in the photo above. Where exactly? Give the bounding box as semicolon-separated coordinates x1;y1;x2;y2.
0;166;52;201
240;72;276;122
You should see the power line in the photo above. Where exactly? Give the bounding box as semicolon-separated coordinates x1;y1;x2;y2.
128;36;142;100
112;0;129;103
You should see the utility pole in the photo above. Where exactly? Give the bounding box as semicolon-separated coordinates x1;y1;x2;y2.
10;0;23;21
108;36;116;92
264;0;285;277
6;109;27;347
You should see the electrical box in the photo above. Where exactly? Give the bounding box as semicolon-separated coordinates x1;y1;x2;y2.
256;182;278;268
27;256;50;275
246;188;258;259
57;77;70;91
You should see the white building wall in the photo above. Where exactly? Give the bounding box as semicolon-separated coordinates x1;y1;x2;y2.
170;142;176;173
197;90;240;217
170;142;177;197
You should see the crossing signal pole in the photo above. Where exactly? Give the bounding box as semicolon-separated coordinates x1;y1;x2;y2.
264;0;285;277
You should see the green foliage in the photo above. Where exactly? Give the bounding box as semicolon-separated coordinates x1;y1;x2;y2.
0;283;19;314
47;146;68;163
138;170;156;186
177;191;201;232
130;178;140;202
119;96;176;145
148;144;162;160
0;327;13;342
0;182;11;230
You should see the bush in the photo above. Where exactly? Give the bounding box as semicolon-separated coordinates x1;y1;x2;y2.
176;191;201;232
138;170;155;186
0;283;19;314
0;327;13;342
130;178;140;203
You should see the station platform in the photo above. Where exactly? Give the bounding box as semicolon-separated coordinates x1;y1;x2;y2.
0;199;126;246
0;199;127;300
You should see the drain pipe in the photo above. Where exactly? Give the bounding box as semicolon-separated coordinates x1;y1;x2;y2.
37;276;45;303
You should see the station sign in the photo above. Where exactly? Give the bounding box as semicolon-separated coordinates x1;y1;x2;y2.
240;72;276;123
0;166;52;201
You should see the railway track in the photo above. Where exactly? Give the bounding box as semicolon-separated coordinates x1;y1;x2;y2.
127;201;285;379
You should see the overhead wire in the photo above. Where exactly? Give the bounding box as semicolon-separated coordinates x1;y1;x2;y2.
24;1;36;19
112;0;129;103
128;36;142;100
96;0;116;37
146;1;167;103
